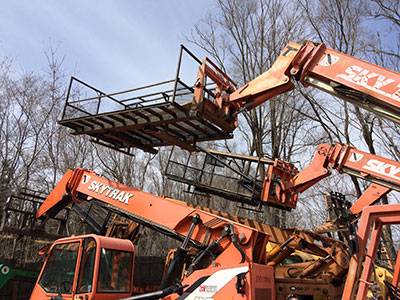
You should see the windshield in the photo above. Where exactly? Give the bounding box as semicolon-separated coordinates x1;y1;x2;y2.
39;242;79;294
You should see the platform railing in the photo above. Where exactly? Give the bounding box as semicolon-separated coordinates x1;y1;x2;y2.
0;189;70;238
164;147;266;207
58;45;237;153
61;45;219;121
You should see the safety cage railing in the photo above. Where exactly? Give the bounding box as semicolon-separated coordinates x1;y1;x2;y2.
164;146;296;210
0;189;70;239
59;45;237;154
0;189;124;240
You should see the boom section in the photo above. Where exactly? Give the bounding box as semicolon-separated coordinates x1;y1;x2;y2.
36;168;268;264
287;143;400;214
293;144;400;192
301;42;400;124
226;41;400;124
338;145;400;191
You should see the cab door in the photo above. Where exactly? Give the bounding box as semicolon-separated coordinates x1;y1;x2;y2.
74;237;97;300
31;239;82;299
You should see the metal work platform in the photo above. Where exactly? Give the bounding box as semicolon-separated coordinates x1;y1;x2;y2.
59;46;237;154
164;147;299;210
0;189;119;240
165;147;265;208
0;189;70;240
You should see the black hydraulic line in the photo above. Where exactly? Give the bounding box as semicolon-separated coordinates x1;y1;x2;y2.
87;200;205;250
160;214;201;289
229;224;247;263
186;225;234;275
385;280;400;300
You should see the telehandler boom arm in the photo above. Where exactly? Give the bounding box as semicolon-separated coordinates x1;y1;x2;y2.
279;143;400;214
195;41;400;125
37;168;268;266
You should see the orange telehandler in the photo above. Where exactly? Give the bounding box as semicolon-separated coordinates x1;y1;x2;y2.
32;40;400;299
31;169;360;299
30;168;272;300
29;165;400;300
179;41;400;299
30;168;353;300
265;144;400;299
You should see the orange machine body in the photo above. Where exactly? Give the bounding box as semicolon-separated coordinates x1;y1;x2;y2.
30;234;135;300
32;163;392;299
30;233;276;300
37;168;267;267
341;204;400;299
269;144;400;298
164;263;275;300
275;143;400;215
33;168;273;299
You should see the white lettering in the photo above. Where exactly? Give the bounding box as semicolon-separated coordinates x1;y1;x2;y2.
388;165;400;177
353;69;378;86
109;189;119;199
373;75;395;89
99;184;109;194
86;180;132;204
337;66;400;102
122;193;133;204
362;159;400;181
395;86;400;99
88;181;101;192
337;65;362;81
116;191;125;202
104;187;112;197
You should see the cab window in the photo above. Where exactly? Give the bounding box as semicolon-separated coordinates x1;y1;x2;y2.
77;238;97;293
39;242;79;294
97;249;132;293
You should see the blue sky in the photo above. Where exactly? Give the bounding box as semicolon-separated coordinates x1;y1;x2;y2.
0;0;214;91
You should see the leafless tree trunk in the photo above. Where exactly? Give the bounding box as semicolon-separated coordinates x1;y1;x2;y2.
189;0;311;226
298;0;399;260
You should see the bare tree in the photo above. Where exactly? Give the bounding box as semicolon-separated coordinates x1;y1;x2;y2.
189;0;312;226
0;46;100;263
298;0;400;260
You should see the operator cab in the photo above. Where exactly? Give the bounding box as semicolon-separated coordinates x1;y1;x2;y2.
30;234;134;300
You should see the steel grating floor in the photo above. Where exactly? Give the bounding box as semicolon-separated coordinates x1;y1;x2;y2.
60;78;234;154
60;100;234;154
